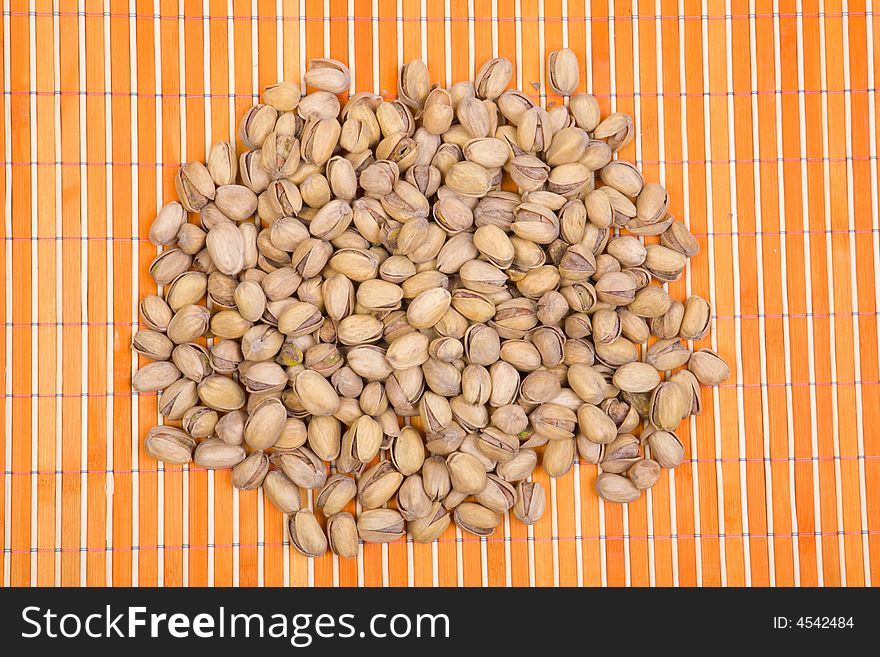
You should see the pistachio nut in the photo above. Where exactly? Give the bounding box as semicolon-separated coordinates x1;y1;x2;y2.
288;510;328;557
144;426;195;464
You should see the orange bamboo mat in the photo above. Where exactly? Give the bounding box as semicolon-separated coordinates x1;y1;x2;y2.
1;0;879;588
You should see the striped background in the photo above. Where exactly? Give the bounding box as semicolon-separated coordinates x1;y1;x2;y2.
2;0;879;587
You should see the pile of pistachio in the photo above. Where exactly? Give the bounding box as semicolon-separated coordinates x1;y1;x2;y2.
132;51;730;557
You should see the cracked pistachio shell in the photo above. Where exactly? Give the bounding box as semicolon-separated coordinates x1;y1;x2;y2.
612;362;661;393
343;414;383;464
445;161;492;197
132;360;181;392
357;508;406;544
650;299;685;339
239;104;278;149
240;361;287;394
316;474;357;516
262;81;301;111
406;287;452;329
418;391;453;435
214;184;258;222
477;426;519;464
636;182;670;225
514;481;546;525
357;461;404;509
645;338;691;372
307;414;342;461
517;107;554;152
570;93;601;131
576;434;602;465
150;201;187;246
132;329;174;361
688;349;730;386
596;472;641;503
158;378;199;420
194;438;246;469
298;90;341;122
600;160;644;197
542;437;575;478
288;510;328;557
165;271;207;312
300;118;341;166
649;381;691;431
391;426;426;477
206;221;244;276
304;57;351;94
293;369;340;417
661;221;700;257
627;285;672;318
421;455;452;501
356;279;404;312
398;58;430;108
629;458;662;489
648;430;685;469
644;244;688;281
327;512;359;559
264;471;302;514
594;111;634;152
496;448;537;482
547;47;579;95
446;451;488;495
182;406;218;439
210;310;252;340
600;434;641;474
495;90;534;127
577;403;618;445
460;363;491;406
408;502;451;543
453;502;499;537
150;248;192;286
140;294;173;332
670;369;702;416
423;420;465;455
530;403;577;441
474;57;512;100
337;314;383;346
680;295;712;340
274;447;327;490
144;426;195;464
213;409;246;446
175;161;216;212
475;474;516;513
232;450;269;490
197;374;246;412
243;397;286;450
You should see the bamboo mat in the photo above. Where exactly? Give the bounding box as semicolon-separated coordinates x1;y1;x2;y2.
1;0;879;588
